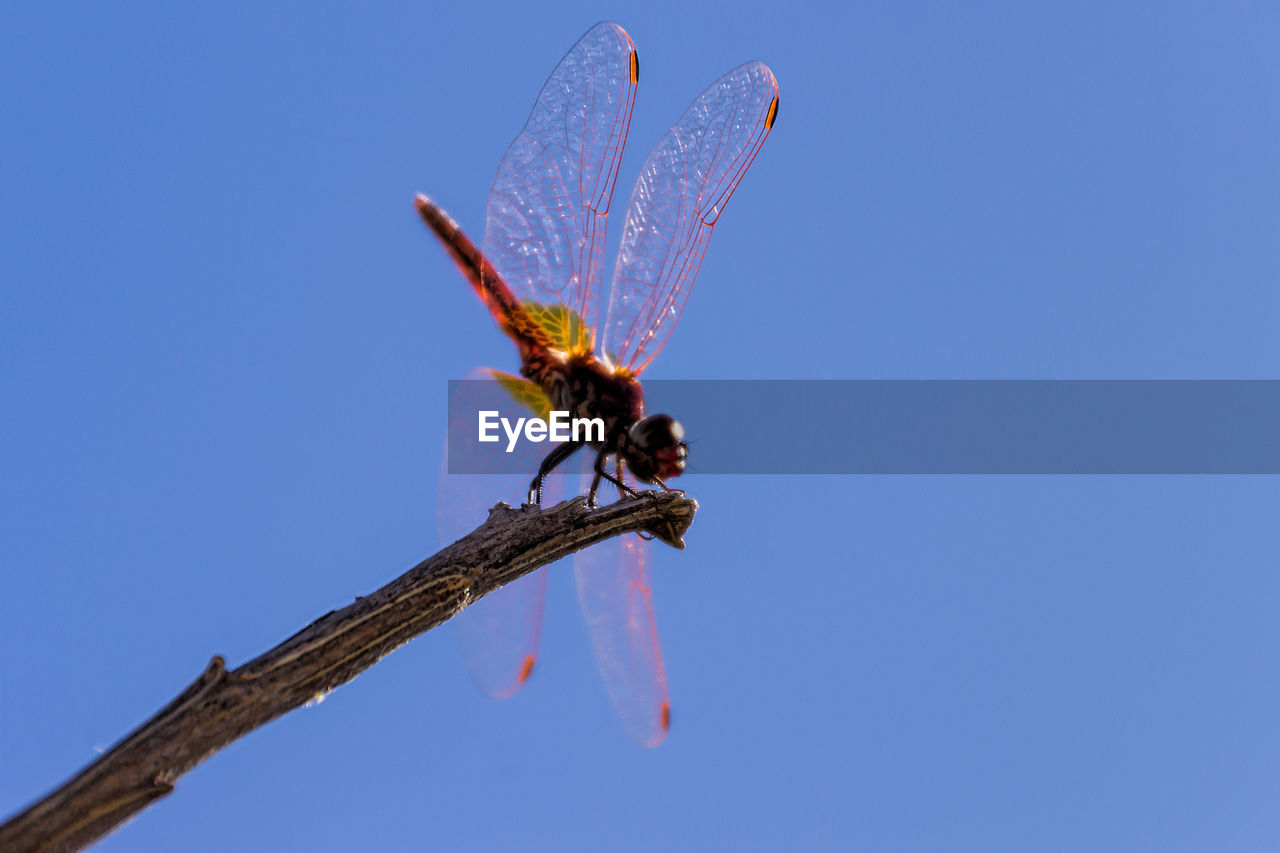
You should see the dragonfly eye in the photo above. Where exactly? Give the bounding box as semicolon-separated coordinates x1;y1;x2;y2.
627;414;688;481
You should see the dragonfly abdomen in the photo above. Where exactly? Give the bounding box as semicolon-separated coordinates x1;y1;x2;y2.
414;194;557;363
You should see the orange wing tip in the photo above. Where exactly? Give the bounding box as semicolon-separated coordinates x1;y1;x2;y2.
629;50;639;84
660;701;671;732
518;655;536;684
765;96;779;130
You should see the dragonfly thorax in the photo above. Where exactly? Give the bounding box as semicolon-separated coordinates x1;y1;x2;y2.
533;354;686;484
536;354;644;447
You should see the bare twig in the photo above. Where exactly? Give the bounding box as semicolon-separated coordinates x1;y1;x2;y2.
0;492;697;853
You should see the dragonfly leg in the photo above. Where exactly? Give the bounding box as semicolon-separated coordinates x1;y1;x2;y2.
587;449;609;508
589;450;641;508
529;440;584;506
651;476;686;497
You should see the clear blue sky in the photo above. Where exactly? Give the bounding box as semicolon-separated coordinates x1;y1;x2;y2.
3;2;1280;850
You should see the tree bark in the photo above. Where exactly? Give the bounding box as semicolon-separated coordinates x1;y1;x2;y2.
0;492;696;853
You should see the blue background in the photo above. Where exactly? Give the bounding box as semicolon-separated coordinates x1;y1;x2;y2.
3;2;1279;850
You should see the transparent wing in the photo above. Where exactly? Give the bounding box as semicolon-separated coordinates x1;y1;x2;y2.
483;21;638;350
602;61;779;373
440;368;567;698
574;463;671;747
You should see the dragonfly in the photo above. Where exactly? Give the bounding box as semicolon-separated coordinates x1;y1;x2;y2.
419;21;778;747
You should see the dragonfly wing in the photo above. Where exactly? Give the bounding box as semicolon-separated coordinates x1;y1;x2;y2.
574;464;671;747
602;61;779;373
440;368;561;698
483;21;638;347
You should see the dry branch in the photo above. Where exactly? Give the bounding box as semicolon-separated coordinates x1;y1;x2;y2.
0;492;696;853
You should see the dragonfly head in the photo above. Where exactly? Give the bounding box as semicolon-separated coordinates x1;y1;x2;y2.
625;414;687;482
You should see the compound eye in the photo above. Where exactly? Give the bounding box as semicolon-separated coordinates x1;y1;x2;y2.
631;413;683;451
